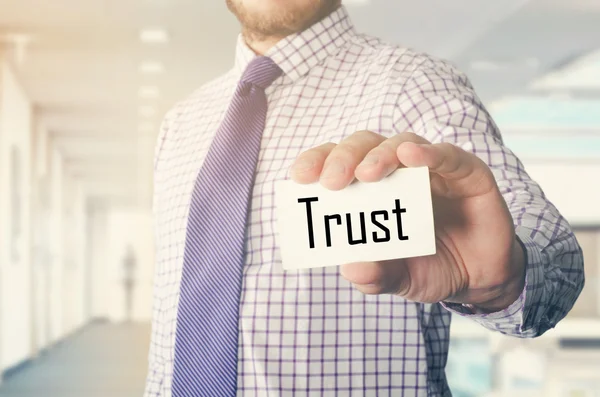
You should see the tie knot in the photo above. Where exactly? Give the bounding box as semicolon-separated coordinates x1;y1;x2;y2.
240;56;283;90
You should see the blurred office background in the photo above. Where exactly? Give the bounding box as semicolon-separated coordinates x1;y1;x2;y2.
0;0;599;396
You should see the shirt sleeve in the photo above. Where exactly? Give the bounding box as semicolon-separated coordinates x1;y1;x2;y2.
392;55;585;338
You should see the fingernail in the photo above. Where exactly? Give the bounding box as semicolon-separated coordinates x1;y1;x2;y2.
360;155;379;167
321;160;346;180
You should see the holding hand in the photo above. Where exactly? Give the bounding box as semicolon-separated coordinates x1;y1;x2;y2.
290;131;526;313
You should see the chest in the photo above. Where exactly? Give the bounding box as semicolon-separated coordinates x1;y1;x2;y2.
153;76;401;271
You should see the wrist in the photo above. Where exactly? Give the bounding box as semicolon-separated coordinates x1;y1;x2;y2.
472;236;526;313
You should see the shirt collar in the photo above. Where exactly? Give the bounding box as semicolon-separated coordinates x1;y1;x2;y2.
234;5;356;83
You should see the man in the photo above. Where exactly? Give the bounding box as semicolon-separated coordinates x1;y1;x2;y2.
145;1;584;396
122;245;137;323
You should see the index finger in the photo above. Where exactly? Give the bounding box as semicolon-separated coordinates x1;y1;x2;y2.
290;142;337;184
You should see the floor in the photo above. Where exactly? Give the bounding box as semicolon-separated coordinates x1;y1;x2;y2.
0;322;151;397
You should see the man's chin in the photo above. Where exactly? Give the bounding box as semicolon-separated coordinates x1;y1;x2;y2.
229;0;339;40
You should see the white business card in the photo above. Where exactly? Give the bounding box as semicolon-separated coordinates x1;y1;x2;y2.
275;166;436;270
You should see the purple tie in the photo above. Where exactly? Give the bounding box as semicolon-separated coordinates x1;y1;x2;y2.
172;56;282;396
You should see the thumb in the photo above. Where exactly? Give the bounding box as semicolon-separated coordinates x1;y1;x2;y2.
397;142;496;198
340;259;412;296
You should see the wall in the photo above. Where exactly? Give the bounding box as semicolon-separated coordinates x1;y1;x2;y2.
0;61;90;372
31;122;51;354
47;147;65;344
61;177;88;335
0;60;33;369
45;146;89;341
88;204;110;320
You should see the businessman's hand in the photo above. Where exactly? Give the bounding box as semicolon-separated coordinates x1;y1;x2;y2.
290;131;526;313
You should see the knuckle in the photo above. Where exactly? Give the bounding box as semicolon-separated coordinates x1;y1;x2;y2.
376;144;398;159
296;148;312;159
398;131;418;139
353;130;379;140
299;143;335;161
397;131;426;143
439;142;461;155
350;130;385;147
295;151;317;164
332;144;362;162
436;143;460;165
320;142;338;151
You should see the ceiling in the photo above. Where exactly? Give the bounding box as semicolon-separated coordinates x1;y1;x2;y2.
1;0;599;207
455;0;600;102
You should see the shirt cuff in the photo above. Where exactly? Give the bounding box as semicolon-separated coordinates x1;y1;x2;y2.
441;229;545;335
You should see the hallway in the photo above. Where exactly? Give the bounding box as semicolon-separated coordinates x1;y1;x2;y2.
0;323;150;397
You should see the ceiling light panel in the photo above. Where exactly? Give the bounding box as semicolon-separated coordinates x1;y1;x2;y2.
140;28;170;44
139;86;160;99
139;61;165;74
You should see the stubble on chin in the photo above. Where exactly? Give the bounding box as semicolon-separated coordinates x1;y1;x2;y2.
226;0;340;43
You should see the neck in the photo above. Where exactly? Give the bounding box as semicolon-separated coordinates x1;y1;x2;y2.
243;33;284;56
